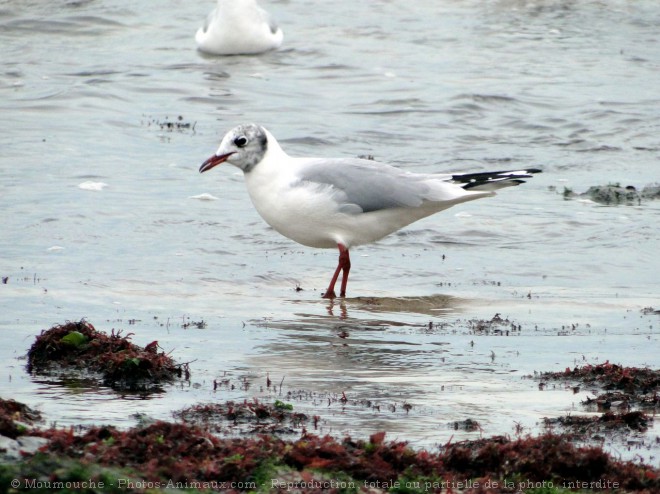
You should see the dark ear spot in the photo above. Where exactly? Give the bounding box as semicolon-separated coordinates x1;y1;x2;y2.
234;136;248;148
258;132;267;149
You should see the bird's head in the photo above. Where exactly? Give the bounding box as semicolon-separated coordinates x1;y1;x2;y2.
199;123;269;174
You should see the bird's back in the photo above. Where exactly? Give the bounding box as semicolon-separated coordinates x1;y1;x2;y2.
196;0;283;55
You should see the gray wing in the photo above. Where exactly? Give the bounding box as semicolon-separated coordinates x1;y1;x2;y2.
296;158;446;214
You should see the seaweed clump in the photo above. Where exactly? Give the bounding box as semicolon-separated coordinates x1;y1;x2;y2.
25;425;659;493
26;320;187;392
562;183;660;205
174;399;309;435
545;411;652;435
0;398;42;439
467;313;519;335
539;362;658;443
540;361;660;409
1;392;659;493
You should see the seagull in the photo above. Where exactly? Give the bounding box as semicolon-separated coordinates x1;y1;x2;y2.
199;124;541;298
195;0;283;55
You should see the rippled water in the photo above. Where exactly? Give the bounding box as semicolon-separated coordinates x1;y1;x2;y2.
1;0;659;462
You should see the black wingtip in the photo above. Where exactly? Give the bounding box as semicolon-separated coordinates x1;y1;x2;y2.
452;168;542;190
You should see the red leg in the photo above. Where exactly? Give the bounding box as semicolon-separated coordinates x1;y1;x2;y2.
338;246;351;297
322;244;351;299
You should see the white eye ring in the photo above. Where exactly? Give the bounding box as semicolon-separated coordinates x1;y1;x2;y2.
234;136;248;148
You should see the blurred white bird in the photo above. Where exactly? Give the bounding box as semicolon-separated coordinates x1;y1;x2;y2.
195;0;283;55
200;124;541;298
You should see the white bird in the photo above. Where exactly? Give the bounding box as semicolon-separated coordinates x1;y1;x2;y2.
199;124;541;298
195;0;283;55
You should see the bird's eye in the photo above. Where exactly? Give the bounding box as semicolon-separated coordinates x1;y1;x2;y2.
234;136;248;148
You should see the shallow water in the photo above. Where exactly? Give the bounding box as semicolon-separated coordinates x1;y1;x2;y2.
1;0;659;463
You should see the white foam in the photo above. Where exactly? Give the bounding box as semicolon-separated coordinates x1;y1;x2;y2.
78;181;108;191
189;193;219;201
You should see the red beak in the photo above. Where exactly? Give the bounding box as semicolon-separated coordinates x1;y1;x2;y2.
199;152;235;173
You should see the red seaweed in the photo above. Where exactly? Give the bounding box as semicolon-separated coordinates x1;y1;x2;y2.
26;320;188;392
